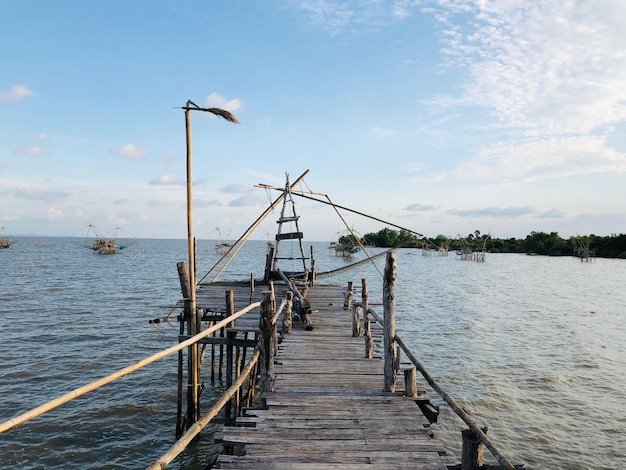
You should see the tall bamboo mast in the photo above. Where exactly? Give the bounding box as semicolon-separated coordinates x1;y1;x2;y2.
181;100;238;426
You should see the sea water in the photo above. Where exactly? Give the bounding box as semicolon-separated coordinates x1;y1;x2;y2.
0;238;624;469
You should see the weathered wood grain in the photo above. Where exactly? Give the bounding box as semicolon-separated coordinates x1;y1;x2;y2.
205;281;455;469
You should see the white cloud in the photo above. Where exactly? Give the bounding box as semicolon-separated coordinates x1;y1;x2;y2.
0;85;34;102
47;208;63;220
111;144;146;160
206;92;242;112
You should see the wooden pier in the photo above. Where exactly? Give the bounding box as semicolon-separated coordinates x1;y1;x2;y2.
210;283;456;469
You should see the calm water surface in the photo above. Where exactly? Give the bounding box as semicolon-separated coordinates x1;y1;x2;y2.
1;238;624;469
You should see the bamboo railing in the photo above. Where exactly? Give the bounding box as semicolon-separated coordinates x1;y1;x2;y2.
147;348;261;470
351;251;518;470
0;285;290;470
0;301;260;434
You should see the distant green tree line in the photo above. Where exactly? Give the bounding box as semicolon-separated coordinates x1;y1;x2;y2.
361;228;626;259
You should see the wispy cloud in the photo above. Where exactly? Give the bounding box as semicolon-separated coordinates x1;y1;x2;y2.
228;194;265;207
11;187;70;202
457;135;626;182
448;206;541;218
534;208;566;219
111;144;146;160
426;0;626;181
221;183;253;194
287;0;411;35
404;203;439;211
149;174;183;186
0;85;34;102
148;199;168;207
195;199;220;208
372;127;396;138
13;147;45;157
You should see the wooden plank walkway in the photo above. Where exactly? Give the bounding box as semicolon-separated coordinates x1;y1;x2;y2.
213;284;457;469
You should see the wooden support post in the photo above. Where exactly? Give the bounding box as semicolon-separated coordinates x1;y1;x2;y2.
211;323;216;382
364;313;373;359
352;304;361;337
246;360;258;409
226;290;235;328
282;291;293;334
175;261;190;439
310;245;316;286
249;273;255;304
383;252;397;392
395;344;402;371
404;368;417;397
269;281;276;312
177;259;199;428
361;278;368;319
263;247;273;285
462;428;485;470
259;291;276;392
177;261;191;301
190;238;200;428
225;290;235;419
235;346;241;416
344;281;354;310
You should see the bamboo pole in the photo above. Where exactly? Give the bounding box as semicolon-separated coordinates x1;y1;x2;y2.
0;302;261;434
184;108;200;426
147;348;261;470
262;187;423;237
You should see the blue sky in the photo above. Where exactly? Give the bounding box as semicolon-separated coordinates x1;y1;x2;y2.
2;1;626;242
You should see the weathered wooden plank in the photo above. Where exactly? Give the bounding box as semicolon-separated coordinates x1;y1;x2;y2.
217;462;449;470
223;439;449;454
211;282;455;469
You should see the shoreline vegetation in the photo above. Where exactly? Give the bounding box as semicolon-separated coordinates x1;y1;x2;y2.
358;228;626;259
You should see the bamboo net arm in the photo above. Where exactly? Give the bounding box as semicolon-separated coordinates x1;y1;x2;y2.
0;301;261;434
196;169;310;285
